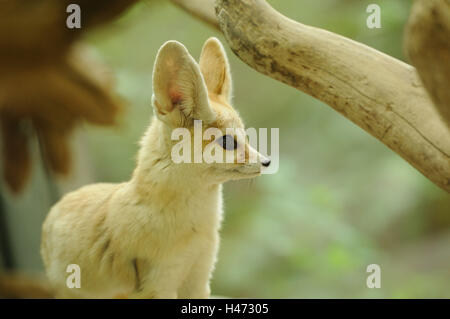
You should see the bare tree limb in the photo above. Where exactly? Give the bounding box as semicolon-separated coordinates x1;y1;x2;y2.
170;0;219;29
0;273;54;298
404;0;450;128
214;0;450;192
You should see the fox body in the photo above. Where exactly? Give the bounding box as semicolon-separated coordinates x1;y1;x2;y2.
41;38;269;298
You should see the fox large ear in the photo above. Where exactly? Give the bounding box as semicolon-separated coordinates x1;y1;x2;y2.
199;37;232;103
152;40;215;127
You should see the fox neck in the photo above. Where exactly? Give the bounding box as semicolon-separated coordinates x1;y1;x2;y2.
129;118;220;203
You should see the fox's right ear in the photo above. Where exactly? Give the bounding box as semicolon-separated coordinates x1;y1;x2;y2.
199;37;232;103
152;41;216;127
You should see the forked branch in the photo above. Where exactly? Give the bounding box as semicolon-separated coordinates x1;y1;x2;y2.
170;0;219;29
213;0;449;192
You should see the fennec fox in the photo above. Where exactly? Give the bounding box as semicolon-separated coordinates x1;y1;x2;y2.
41;38;271;299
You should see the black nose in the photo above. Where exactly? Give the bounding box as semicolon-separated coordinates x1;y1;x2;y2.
262;159;271;167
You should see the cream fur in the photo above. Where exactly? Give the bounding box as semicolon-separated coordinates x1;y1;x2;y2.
41;38;267;299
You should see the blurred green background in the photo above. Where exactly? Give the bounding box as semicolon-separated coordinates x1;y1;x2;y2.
2;0;450;298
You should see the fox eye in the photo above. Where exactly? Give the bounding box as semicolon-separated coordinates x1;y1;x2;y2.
217;135;237;150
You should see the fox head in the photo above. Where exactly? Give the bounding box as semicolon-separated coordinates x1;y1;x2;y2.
136;38;270;185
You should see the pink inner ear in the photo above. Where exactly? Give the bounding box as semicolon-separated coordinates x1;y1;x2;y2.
169;87;183;108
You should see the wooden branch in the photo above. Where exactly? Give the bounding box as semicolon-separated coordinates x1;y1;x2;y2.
170;0;219;29
0;273;54;298
404;0;450;128
214;0;450;193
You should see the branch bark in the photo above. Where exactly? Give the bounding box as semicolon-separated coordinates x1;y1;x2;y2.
214;0;450;192
404;0;450;128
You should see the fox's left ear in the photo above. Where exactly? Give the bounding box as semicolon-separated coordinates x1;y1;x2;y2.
199;37;232;103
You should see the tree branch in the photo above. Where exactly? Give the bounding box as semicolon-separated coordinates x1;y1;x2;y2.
404;0;450;128
170;0;219;29
214;0;450;192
